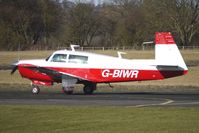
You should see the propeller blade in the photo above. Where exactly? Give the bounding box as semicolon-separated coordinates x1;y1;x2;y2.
10;60;19;75
11;65;18;75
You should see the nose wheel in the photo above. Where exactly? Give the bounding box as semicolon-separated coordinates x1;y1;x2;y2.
32;85;40;94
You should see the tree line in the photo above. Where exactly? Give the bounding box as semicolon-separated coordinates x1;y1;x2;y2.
0;0;199;50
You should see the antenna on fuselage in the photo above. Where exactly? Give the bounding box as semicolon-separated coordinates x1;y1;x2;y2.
70;45;80;51
117;51;127;59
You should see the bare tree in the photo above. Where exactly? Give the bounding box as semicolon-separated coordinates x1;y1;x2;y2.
143;0;199;46
167;0;199;46
0;0;62;50
65;3;101;46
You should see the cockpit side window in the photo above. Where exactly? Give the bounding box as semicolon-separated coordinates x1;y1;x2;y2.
68;55;88;64
51;54;67;62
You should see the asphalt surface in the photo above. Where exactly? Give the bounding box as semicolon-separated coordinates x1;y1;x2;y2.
1;89;199;107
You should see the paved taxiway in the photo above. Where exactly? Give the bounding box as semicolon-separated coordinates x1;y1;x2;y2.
1;90;199;107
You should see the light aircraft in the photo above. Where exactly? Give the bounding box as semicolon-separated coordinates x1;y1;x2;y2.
11;32;188;94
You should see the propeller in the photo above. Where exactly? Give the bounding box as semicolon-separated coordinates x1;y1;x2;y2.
10;60;19;75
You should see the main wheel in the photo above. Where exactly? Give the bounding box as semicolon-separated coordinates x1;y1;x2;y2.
83;83;96;95
32;86;40;94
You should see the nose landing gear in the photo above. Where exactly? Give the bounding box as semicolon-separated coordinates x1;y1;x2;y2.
31;85;40;94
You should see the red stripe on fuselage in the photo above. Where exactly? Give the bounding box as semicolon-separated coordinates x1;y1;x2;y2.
49;67;187;83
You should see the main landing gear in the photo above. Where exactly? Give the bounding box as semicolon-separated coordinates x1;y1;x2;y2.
83;82;96;95
62;83;97;95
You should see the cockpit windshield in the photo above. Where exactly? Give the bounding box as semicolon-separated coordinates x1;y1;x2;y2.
46;52;88;64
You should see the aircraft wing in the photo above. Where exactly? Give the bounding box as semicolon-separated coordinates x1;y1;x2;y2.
27;66;88;82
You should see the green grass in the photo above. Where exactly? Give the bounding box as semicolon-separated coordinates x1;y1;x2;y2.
0;50;52;65
1;50;199;65
0;105;199;133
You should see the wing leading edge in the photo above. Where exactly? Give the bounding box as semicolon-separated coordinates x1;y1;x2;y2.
26;66;89;82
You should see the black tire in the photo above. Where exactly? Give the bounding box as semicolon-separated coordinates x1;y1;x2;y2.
32;86;40;94
83;83;96;95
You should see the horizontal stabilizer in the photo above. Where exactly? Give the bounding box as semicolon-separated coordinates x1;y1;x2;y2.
156;65;183;71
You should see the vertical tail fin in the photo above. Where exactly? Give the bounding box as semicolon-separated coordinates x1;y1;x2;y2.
155;32;188;71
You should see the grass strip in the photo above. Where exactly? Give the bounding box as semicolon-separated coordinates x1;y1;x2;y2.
0;105;199;133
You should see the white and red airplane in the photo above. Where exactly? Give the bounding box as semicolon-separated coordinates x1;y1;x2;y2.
11;32;188;94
